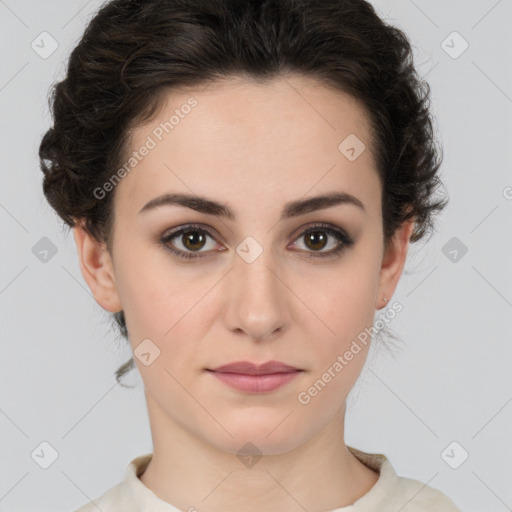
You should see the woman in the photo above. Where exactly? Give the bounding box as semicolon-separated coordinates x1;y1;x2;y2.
39;0;462;510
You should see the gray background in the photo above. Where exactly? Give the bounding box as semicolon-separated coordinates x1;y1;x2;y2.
1;0;511;511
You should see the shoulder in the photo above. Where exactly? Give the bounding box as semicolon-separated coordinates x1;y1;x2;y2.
346;446;462;512
383;474;463;511
72;479;136;512
71;453;153;512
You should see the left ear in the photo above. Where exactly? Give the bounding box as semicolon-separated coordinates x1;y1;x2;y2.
376;218;415;310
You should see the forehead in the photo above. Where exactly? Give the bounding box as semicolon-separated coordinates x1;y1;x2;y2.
116;74;379;217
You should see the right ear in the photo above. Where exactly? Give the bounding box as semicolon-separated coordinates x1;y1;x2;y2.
72;221;122;313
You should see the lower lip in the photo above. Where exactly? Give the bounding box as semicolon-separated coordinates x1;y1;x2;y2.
208;370;301;392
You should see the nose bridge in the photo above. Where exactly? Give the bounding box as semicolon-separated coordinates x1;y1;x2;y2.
224;235;289;339
237;241;279;298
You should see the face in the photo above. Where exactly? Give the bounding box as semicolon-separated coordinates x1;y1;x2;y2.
75;74;412;456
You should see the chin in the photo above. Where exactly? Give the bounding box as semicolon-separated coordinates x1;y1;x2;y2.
204;420;310;458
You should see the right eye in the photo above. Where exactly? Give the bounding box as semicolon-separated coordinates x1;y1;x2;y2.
160;224;222;260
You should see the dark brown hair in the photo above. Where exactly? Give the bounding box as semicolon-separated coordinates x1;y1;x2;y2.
39;0;447;385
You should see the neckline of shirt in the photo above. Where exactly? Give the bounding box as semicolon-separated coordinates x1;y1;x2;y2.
124;446;398;512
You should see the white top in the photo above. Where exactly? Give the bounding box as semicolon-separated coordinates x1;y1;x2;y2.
73;446;462;511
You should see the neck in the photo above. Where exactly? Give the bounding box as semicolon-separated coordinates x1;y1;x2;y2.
139;393;379;512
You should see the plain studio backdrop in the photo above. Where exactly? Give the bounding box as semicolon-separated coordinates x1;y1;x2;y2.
0;1;511;511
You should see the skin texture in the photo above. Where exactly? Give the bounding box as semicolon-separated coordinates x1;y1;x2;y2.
73;74;415;512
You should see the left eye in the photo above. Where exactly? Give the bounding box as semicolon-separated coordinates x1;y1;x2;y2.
160;223;354;260
291;226;351;255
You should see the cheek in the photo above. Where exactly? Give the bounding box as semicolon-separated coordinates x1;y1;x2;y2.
301;257;379;343
121;280;206;348
296;253;380;404
112;243;197;334
114;257;219;381
295;276;377;417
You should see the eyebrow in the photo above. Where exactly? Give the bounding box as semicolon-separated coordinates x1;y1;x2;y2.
138;191;365;220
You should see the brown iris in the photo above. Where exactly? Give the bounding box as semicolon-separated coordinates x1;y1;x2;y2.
182;230;207;251
304;230;328;251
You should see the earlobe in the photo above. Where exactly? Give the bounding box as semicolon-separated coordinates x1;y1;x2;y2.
376;218;415;309
72;222;122;313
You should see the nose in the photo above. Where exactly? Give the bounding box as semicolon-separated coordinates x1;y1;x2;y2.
222;243;291;342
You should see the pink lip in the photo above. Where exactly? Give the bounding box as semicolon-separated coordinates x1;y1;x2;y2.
209;360;300;375
206;360;303;393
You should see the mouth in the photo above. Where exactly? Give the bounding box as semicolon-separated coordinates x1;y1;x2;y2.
206;360;304;393
207;360;302;375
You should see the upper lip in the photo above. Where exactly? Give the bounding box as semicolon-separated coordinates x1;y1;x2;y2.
208;360;301;375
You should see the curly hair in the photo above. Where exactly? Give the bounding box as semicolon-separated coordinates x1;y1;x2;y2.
39;0;447;385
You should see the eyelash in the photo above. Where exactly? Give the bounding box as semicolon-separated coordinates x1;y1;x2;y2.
160;222;355;261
